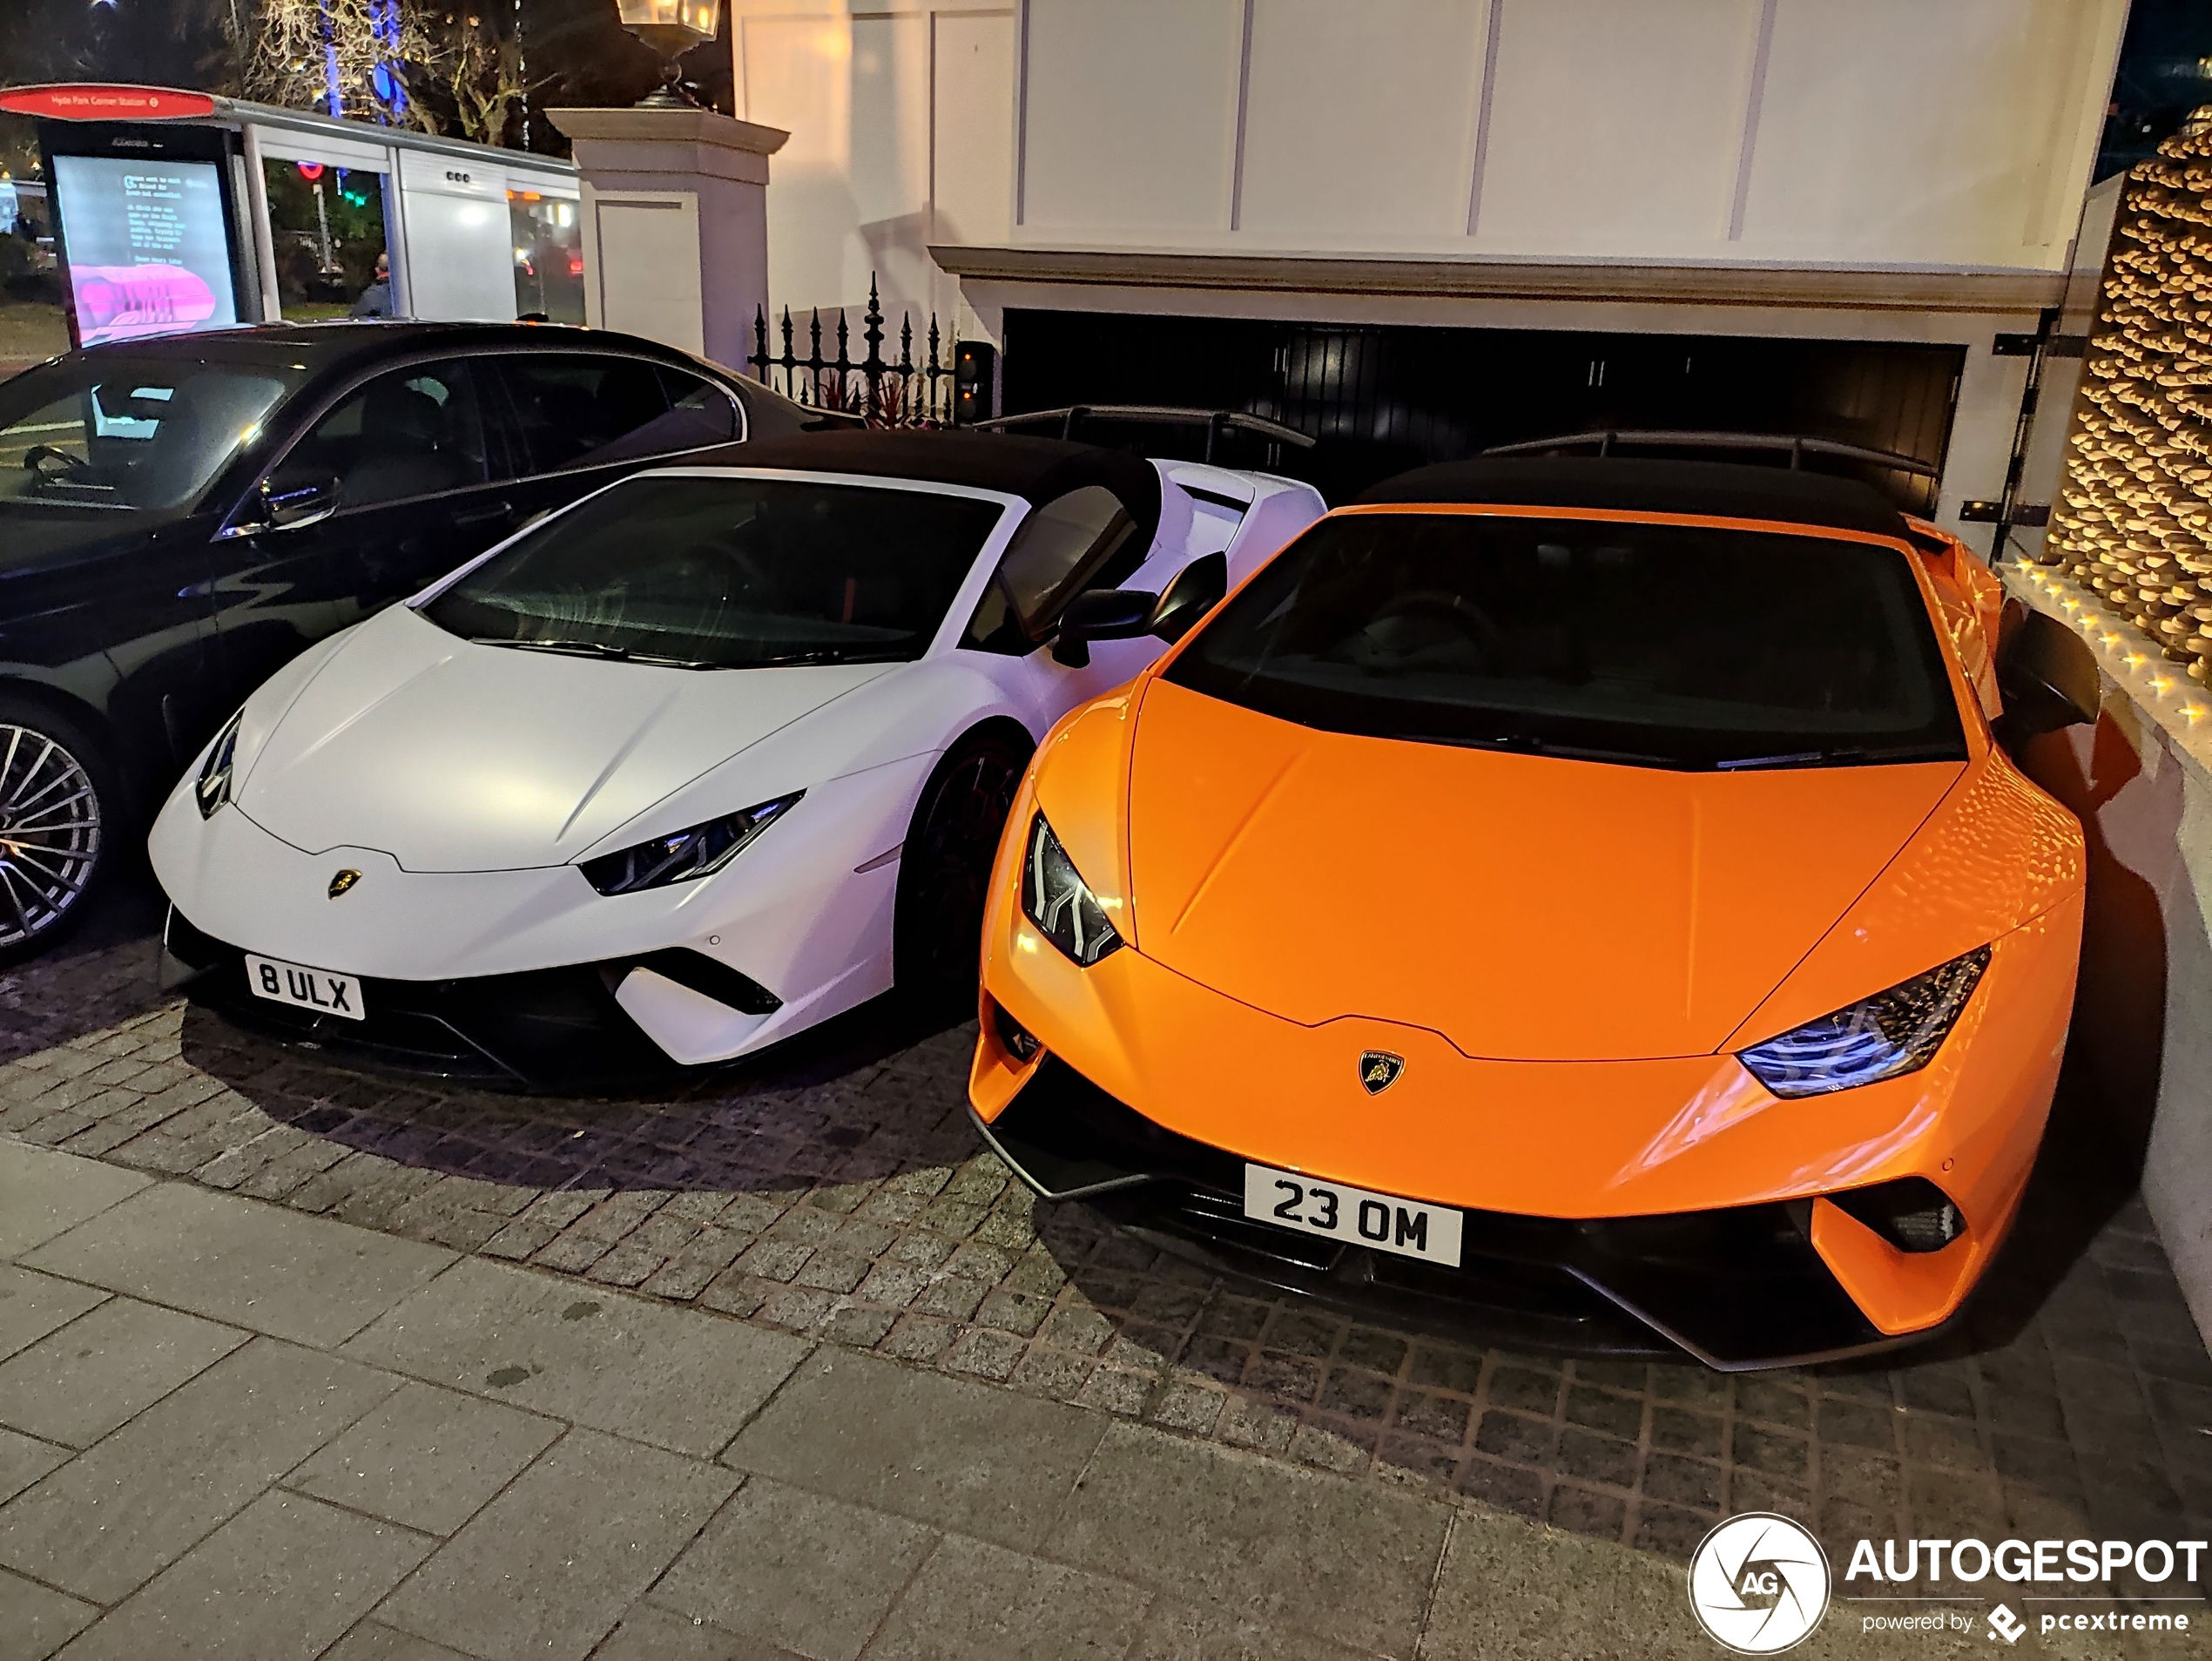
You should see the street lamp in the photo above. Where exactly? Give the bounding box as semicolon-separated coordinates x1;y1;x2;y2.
615;0;717;108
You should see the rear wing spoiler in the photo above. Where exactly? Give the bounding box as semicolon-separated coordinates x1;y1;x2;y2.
1482;429;1936;479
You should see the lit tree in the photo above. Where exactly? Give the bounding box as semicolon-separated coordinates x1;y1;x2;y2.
234;0;438;127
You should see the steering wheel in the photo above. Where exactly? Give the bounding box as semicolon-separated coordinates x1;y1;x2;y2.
23;444;90;481
1371;590;1506;660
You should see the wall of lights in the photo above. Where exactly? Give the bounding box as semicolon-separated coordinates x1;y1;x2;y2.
2042;105;2212;687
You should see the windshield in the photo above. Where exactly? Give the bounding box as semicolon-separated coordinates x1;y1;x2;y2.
0;354;301;512
1165;511;1966;770
421;474;1008;670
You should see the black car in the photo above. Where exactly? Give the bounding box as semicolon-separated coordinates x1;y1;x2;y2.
0;321;832;961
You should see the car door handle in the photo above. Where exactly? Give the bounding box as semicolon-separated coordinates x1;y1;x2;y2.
450;500;514;529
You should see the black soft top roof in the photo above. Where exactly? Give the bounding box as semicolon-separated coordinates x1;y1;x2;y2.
700;429;1162;527
1354;456;1910;540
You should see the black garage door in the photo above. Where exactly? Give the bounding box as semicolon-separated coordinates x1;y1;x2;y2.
1001;309;1963;512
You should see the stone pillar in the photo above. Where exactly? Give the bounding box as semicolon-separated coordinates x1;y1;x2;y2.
548;106;789;376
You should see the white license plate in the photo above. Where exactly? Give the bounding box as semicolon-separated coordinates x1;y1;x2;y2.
1242;1163;1462;1266
245;955;365;1021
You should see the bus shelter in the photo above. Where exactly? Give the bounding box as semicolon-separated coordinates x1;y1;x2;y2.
0;84;585;349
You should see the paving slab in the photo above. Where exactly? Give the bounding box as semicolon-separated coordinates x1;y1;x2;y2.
1042;1421;1451;1656
0;1565;96;1661
0;1266;106;1363
373;1428;738;1661
0;1428;66;1506
0;1296;246;1446
22;1181;453;1348
593;1603;796;1661
285;1381;562;1535
1416;1509;1686;1661
0;1142;149;1259
1126;1597;1381;1661
723;1348;1109;1550
863;1534;1152;1661
342;1258;810;1459
0;1336;400;1603
55;1489;431;1661
321;1622;488;1661
652;1475;939;1661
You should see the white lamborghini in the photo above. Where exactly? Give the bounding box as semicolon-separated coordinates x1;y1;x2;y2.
149;428;1323;1085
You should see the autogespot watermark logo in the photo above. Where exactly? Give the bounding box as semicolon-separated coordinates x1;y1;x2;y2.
1688;1513;1831;1653
1687;1519;2208;1649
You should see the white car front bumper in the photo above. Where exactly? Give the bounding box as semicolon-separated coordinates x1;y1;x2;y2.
148;755;933;1073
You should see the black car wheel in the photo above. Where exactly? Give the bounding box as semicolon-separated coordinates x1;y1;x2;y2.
0;699;116;965
894;727;1033;1015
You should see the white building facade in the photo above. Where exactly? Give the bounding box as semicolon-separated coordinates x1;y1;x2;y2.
725;0;2128;530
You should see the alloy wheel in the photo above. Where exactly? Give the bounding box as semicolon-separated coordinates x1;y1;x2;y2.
0;724;104;950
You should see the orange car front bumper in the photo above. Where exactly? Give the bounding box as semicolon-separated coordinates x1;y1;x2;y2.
972;887;2080;1369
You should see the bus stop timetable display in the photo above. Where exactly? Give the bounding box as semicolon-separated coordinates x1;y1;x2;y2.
51;154;239;346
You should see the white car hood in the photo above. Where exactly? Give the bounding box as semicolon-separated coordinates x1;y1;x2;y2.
235;607;894;871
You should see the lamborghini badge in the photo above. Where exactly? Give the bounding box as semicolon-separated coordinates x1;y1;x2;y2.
1359;1050;1404;1094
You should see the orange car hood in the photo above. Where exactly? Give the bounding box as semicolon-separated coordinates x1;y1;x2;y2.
1124;679;1962;1061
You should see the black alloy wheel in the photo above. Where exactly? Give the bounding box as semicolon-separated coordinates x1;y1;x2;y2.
894;728;1033;1016
0;699;117;965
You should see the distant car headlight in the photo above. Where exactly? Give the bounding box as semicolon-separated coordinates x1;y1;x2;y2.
580;793;802;895
1737;946;1992;1097
1022;814;1122;966
195;711;243;820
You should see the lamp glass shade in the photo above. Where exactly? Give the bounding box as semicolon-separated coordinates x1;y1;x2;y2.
617;0;711;43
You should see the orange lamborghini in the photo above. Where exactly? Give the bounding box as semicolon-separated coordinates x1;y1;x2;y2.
968;457;2100;1369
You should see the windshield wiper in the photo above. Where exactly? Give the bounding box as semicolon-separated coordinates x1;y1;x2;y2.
467;637;718;671
1714;742;1963;771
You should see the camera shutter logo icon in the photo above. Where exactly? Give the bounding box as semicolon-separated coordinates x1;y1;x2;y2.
1686;1513;1830;1654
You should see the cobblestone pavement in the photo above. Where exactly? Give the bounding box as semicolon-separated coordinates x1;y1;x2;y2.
3;886;2210;1612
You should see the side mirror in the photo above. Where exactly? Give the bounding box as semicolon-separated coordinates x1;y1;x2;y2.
1148;552;1227;644
256;474;342;532
1993;604;2100;749
1051;587;1157;668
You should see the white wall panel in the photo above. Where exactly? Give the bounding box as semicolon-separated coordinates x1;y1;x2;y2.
1474;0;1761;253
1019;0;1243;234
1236;0;1486;243
849;12;934;319
1737;0;2119;265
743;11;934;321
743;14;857;314
933;10;1015;247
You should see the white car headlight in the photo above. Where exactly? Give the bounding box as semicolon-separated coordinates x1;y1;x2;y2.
580;793;802;895
1022;814;1122;966
195;711;243;820
1737;946;1991;1097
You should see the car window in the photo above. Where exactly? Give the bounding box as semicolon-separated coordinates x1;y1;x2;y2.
267;360;489;510
0;356;301;512
419;474;1008;670
1166;511;1967;772
496;354;705;475
656;368;742;449
961;485;1143;654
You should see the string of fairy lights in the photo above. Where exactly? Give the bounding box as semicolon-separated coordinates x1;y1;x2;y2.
2041;105;2212;687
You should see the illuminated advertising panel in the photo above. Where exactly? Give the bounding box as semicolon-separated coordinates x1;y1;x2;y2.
49;152;241;346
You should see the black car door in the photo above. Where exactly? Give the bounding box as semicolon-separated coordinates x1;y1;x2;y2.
0;366;246;798
207;356;521;700
487;351;742;530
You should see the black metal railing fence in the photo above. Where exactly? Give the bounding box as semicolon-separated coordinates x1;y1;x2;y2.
749;275;958;427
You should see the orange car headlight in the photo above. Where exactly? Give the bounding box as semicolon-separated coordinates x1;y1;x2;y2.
1737;945;1991;1097
1022;814;1123;967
